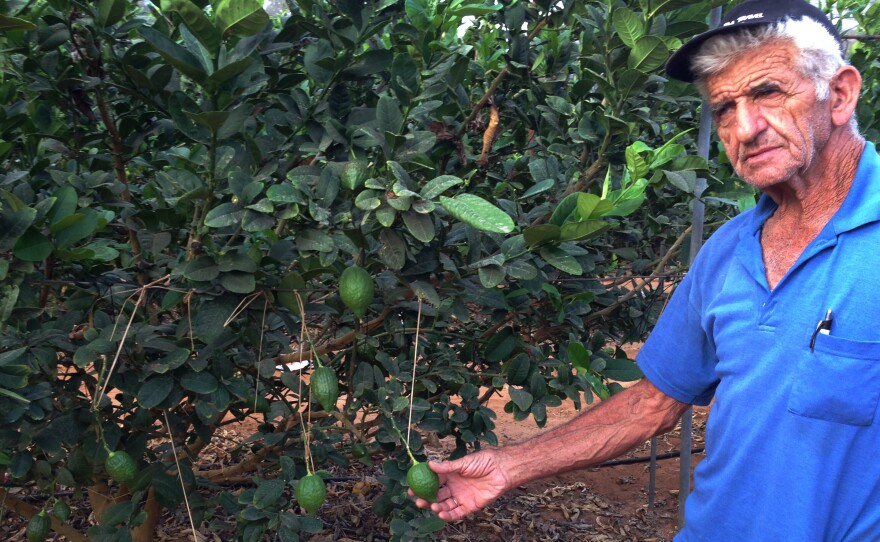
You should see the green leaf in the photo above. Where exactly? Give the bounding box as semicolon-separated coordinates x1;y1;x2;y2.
205;58;256;92
416;514;447;534
204;202;243;228
439;195;514;234
548;192;580;226
484;328;516;362
628;35;669;72
218;253;258;273
138;375;174;409
448;3;502;17
214;0;269;37
506;353;531;386
625;145;650;180
420;175;463;200
522;179;554;199
651;143;685;169
508;386;533;411
187;110;230;130
344;50;393;78
540;247;583;275
101;500;136;526
601;358;644;382
612;8;643;49
0;207;36;252
53;210;99;250
574;193;612;220
478;265;505;288
355;190;382;211
377;96;403;135
0;387;29;404
253;478;285;509
266;183;302;203
219;271;256;293
523;224;561;248
378;229;406;270
505;260;537;280
13;229;52;261
184;255;220;282
410;280;441;307
665;170;697;193
405;0;435;30
139;26;208;82
181;371;219;394
160;0;221;53
559;220;611;242
402;211;434;243
98;0;127;27
276;272;306;315
0;14;36;31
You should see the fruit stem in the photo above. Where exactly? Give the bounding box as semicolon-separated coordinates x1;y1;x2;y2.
405;299;423;458
388;415;419;464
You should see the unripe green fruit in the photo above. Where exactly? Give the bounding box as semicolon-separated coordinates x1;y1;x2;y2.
26;511;51;542
296;473;327;516
105;450;137;486
339;266;373;319
407;461;439;503
341;160;369;191
311;366;339;411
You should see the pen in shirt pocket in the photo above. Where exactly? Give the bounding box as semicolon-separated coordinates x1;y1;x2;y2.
809;309;833;351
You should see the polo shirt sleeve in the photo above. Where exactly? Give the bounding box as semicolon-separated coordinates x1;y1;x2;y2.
637;270;719;406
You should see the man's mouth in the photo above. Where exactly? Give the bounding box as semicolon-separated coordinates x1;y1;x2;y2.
742;146;778;162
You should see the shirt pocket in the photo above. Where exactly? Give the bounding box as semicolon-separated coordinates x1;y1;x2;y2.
787;333;880;426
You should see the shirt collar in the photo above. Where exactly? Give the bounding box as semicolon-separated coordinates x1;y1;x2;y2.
746;140;880;237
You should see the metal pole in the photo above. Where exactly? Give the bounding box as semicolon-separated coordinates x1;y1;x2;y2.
678;5;723;530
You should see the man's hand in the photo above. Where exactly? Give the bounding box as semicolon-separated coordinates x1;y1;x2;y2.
409;450;510;521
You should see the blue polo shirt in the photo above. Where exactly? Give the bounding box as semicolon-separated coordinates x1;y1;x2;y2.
638;141;880;541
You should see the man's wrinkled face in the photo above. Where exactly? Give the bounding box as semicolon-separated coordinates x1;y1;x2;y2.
706;42;832;189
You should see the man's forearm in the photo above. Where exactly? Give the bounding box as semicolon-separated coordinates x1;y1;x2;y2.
496;378;689;489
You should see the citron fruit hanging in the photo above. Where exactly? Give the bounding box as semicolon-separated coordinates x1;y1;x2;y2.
407;461;440;503
296;473;327;516
339;265;373;319
311;365;339;411
105;450;137;486
25;510;51;542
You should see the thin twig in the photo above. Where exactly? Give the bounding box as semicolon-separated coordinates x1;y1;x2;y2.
163;410;198;542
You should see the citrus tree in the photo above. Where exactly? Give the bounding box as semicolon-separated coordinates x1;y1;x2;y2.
0;0;806;539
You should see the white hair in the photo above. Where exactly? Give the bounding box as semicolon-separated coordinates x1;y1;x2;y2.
691;17;846;101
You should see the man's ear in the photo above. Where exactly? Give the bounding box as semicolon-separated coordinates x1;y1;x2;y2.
829;66;862;127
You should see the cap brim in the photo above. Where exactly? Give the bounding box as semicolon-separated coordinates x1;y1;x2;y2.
665;21;774;83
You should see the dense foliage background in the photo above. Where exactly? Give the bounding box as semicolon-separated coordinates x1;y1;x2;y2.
1;0;877;540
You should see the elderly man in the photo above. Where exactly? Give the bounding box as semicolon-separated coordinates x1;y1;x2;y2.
413;0;880;539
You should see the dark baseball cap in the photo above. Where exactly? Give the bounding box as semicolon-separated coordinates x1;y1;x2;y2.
665;0;843;82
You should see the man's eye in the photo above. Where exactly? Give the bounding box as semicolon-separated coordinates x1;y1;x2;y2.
712;104;732;121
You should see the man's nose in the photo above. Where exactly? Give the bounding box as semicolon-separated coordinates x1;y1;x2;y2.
734;102;767;142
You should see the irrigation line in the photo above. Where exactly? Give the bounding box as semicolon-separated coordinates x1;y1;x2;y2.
598;447;705;469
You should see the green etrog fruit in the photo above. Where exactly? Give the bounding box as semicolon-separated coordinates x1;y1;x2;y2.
105;450;137;486
26;511;51;542
339;266;374;319
296;473;327;516
311;365;339;411
407;461;440;503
